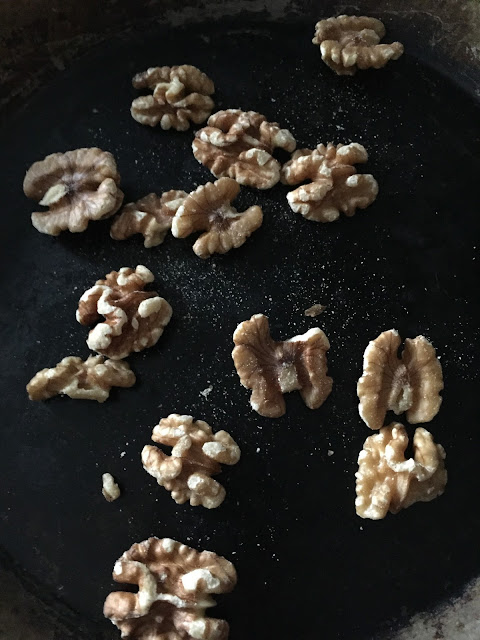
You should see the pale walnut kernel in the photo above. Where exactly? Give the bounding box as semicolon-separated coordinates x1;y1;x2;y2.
102;473;121;502
131;65;214;131
312;15;404;75
26;355;135;403
142;414;240;509
171;177;263;259
76;266;172;360
355;423;447;520
232;314;332;418
192;109;296;189
111;191;188;248
282;142;378;222
23;147;124;235
304;303;326;317
357;329;444;430
104;537;236;640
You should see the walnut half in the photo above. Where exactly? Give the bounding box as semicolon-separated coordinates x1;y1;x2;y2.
355;423;447;520
232;314;332;418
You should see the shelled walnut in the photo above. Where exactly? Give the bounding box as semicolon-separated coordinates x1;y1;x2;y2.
131;65;215;130
282;142;378;222
26;355;135;402
171;177;263;258
104;537;236;640
110;191;188;248
23;148;124;235
142;414;240;509
355;423;447;520
357;329;443;430
232;314;332;418
102;473;121;502
192;109;296;189
312;15;404;75
76;266;172;360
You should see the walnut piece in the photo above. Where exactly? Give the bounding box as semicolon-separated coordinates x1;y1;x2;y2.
282;142;378;222
111;191;188;248
357;329;444;430
26;355;135;403
232;314;332;418
192;109;296;189
304;303;326;317
142;414;240;509
102;473;121;502
76;266;172;360
171;177;263;259
104;537;236;640
23;147;124;235
355;423;447;520
131;65;214;130
312;15;404;75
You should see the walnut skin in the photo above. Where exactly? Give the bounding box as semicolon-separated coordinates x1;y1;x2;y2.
312;15;404;75
232;314;332;418
357;330;444;430
104;537;236;640
76;266;172;360
131;65;215;130
142;414;241;509
282;142;378;222
355;423;447;520
192;109;296;189
171;177;263;259
23;148;124;235
26;355;135;402
111;191;188;248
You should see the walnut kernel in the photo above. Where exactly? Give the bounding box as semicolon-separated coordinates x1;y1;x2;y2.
102;473;121;502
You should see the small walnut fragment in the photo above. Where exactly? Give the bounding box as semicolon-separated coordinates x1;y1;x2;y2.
312;15;404;75
192;109;296;189
110;191;188;248
104;537;236;640
102;473;121;502
304;303;326;317
282;142;378;222
355;423;447;520
131;65;214;130
232;314;332;418
23;148;124;235
26;355;135;402
142;414;240;509
77;266;172;360
357;329;444;430
172;177;263;258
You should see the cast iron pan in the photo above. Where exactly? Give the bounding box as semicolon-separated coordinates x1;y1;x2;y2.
1;13;480;640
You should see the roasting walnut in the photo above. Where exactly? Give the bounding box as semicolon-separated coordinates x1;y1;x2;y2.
104;537;236;640
192;109;296;189
76;266;172;360
282;142;378;222
171;177;263;258
355;423;447;520
312;15;404;75
131;65;214;130
232;314;332;418
142;414;240;509
23;148;124;235
26;355;135;402
357;330;444;430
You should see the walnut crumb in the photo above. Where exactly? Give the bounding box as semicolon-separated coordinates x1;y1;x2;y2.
304;303;327;317
102;473;121;502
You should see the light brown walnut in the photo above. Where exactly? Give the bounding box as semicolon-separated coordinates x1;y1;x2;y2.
282;142;378;222
192;109;296;189
23;147;123;235
312;15;404;75
232;314;332;418
110;191;188;248
26;355;135;402
76;266;172;360
102;473;121;502
171;177;263;258
104;537;236;640
142;414;241;509
131;65;214;130
355;423;447;520
357;329;444;430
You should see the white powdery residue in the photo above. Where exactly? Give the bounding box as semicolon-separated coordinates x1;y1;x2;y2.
200;384;213;399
